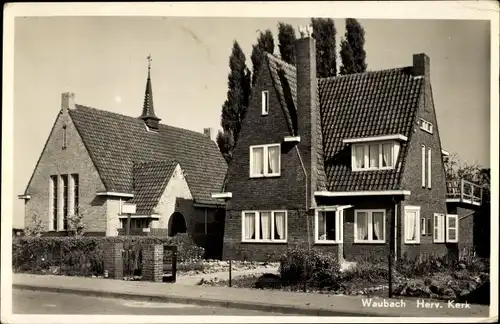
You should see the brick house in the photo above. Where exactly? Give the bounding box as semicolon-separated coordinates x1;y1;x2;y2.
19;61;227;257
213;32;483;262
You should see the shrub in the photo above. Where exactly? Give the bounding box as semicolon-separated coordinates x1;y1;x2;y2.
395;254;451;278
279;247;340;288
341;260;388;282
12;234;204;277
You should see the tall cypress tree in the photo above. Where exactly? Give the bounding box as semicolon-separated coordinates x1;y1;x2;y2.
311;18;337;78
339;18;367;75
250;29;275;87
217;41;251;164
277;22;297;65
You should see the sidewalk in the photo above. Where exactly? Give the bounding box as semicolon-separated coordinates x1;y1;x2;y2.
12;273;490;317
176;266;279;285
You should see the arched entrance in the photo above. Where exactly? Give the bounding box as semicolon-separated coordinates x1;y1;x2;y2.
168;212;187;236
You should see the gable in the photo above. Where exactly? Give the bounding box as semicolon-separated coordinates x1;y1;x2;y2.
68;105;227;204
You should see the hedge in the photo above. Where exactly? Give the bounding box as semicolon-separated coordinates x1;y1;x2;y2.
12;234;204;277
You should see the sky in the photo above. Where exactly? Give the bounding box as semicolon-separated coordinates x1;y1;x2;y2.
12;16;491;228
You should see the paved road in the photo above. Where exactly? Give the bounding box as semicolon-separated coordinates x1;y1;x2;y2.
13;289;287;315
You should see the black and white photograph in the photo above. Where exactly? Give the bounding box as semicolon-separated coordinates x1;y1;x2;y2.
2;1;498;323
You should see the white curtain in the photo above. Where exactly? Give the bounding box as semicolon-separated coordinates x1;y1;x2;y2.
406;212;416;241
260;212;271;240
274;212;285;240
382;143;392;167
268;146;279;174
357;212;368;240
252;148;264;175
245;213;256;239
318;212;327;240
369;144;379;168
355;146;365;168
373;212;384;240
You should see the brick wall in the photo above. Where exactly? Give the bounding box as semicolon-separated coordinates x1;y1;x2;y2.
24;100;107;233
103;242;123;279
400;54;451;260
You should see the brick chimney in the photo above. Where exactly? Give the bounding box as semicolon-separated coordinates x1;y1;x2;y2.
295;26;319;208
412;53;430;79
203;127;213;140
61;92;76;113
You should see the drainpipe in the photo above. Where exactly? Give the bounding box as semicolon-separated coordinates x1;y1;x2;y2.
294;146;311;251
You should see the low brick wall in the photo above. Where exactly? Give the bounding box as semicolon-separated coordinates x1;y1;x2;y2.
103;242;123;279
142;244;163;282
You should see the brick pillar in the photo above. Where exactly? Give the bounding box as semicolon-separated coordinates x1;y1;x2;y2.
104;242;123;280
142;244;163;282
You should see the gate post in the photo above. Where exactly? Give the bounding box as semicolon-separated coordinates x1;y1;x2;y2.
143;244;163;282
103;242;123;280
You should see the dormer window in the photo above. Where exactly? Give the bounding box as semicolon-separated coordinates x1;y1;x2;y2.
351;141;399;171
261;91;269;115
420;119;433;134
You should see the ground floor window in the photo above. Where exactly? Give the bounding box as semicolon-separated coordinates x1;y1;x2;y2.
433;213;445;243
404;206;421;244
354;209;385;243
242;211;287;242
315;208;343;243
446;214;458;243
120;218;151;230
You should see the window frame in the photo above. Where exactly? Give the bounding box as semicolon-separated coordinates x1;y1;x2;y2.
354;209;386;244
314;208;344;244
433;213;446;243
420;118;434;134
50;175;58;231
261;90;269;115
351;141;399;171
421;145;426;188
249;143;281;178
446;214;459;243
421;217;427;236
241;210;287;243
61;175;69;230
404;206;421;244
427;147;432;189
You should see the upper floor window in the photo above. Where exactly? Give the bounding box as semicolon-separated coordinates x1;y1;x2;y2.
354;209;385;243
351;141;399;171
420;119;433;134
422;145;432;189
249;144;280;178
261;91;269;115
62;125;67;150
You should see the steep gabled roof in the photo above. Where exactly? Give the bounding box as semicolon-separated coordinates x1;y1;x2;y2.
69;105;227;205
319;68;423;191
128;160;178;215
264;53;423;192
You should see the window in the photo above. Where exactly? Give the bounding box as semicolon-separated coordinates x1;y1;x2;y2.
354;210;385;243
421;145;426;187
351;141;398;171
420;119;433;134
315;209;343;243
62;125;67;149
120;218;150;230
50;175;58;231
446;214;458;243
404;206;421;244
261;91;269;115
242;211;287;242
72;174;79;215
433;213;445;243
249;144;281;177
427;148;432;189
61;175;69;230
421;217;426;235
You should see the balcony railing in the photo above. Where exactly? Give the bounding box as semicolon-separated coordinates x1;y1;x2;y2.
446;179;483;206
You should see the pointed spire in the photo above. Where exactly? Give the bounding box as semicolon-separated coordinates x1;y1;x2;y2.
139;54;161;130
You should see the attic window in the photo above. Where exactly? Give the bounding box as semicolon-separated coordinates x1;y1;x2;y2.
262;91;269;115
351;141;400;171
420;119;433;134
62;125;67;150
